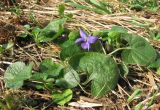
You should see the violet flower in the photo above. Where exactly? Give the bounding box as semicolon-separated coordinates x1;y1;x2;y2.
75;29;98;50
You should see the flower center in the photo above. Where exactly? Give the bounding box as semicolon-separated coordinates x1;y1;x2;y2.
85;37;88;42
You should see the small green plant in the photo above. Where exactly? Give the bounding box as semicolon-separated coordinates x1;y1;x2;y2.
1;0;159;108
29;11;38;24
4;62;33;89
4;25;158;105
20;18;67;43
127;89;142;103
157;68;160;75
58;4;73;20
0;41;14;54
0;93;22;110
65;0;113;14
9;6;22;17
52;89;73;106
119;0;159;12
149;30;160;41
132;91;159;110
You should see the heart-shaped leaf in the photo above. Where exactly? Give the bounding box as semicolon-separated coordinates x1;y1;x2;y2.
69;52;119;97
55;67;80;88
64;67;80;88
4;62;33;89
34;18;67;43
60;44;81;60
39;59;64;77
122;35;157;66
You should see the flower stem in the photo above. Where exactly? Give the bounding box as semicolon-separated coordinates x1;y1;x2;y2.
100;41;107;55
108;47;131;56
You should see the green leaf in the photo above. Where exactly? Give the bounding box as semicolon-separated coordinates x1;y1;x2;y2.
2;41;14;50
31;72;48;81
108;26;128;38
24;24;31;30
90;41;103;52
52;89;73;105
69;52;119;97
35;18;67;42
4;62;33;89
0;41;14;54
127;89;142;103
60;44;81;60
59;40;75;48
157;68;160;76
0;46;3;54
107;26;128;46
155;33;160;40
131;4;143;11
147;92;157;108
40;59;64;77
93;30;109;41
32;27;41;43
58;4;65;17
55;67;80;88
148;58;160;69
134;102;143;110
119;0;129;3
110;26;128;33
119;62;129;77
68;2;107;14
19;33;28;38
42;18;66;33
64;67;80;88
65;13;73;19
55;78;68;88
85;0;112;14
122;35;157;66
149;30;160;41
68;2;88;10
58;31;79;48
68;31;79;40
90;0;101;7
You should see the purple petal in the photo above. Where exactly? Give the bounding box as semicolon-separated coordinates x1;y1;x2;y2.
81;42;90;50
80;29;87;39
88;36;98;44
75;38;85;44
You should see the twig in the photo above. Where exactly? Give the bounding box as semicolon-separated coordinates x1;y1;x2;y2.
141;92;160;104
16;44;39;66
0;61;13;65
